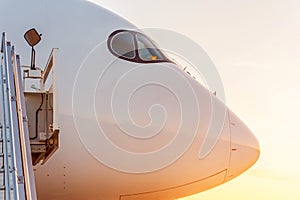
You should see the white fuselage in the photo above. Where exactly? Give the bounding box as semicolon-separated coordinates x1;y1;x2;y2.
0;0;259;199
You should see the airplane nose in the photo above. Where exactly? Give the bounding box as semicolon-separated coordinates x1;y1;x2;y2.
226;110;260;180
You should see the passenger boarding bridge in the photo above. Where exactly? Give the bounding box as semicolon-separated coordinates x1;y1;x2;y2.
0;32;59;200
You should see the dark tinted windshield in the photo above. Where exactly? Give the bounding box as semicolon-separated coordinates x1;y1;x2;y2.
108;30;170;63
136;33;164;61
111;32;135;59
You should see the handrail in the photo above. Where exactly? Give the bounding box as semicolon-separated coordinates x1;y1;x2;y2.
0;32;12;200
41;48;58;91
1;32;4;53
14;54;38;200
2;33;26;200
0;32;37;200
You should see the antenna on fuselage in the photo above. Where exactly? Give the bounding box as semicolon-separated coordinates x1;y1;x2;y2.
24;28;42;70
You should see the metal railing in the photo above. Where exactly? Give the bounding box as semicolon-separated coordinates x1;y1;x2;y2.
0;32;37;200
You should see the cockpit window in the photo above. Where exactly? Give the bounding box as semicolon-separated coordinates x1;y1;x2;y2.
136;33;164;61
110;32;135;59
107;30;171;63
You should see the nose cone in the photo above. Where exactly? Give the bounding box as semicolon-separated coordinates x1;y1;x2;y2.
226;110;260;180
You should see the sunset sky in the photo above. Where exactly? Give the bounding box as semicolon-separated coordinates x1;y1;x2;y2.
93;0;300;199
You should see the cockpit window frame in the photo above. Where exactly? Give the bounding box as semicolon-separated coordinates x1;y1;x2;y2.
107;30;171;64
